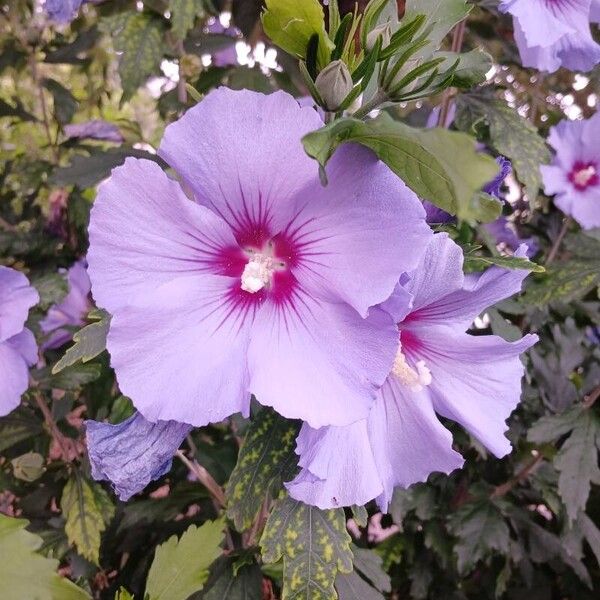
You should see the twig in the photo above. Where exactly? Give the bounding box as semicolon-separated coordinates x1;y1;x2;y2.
491;453;543;498
176;40;188;105
546;218;571;265
437;19;467;128
29;56;60;163
34;393;77;461
175;450;226;508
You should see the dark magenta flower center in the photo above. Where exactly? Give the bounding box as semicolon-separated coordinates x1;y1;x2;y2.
568;161;599;191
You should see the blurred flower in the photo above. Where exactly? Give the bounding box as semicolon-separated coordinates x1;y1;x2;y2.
500;0;600;73
287;234;537;511
87;88;432;429
40;260;91;350
86;412;192;501
483;157;512;198
64;120;123;143
484;217;539;258
425;103;457;129
44;0;85;24
0;267;39;416
540;112;600;229
423;201;454;224
46;188;69;239
207;20;240;67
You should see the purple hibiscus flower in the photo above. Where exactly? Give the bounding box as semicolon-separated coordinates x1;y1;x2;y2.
207;20;240;67
64;120;123;143
286;234;538;511
484;217;539;258
87;87;432;429
40;260;92;350
86;412;192;501
540;111;600;229
0;267;39;416
499;0;600;73
44;0;85;24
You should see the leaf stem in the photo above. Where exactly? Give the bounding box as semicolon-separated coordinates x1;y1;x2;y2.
436;19;466;128
175;449;226;508
546;217;570;265
490;453;544;498
352;89;388;120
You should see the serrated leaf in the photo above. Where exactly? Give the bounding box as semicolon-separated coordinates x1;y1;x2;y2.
43;78;78;125
34;363;102;390
146;518;224;600
434;48;493;88
32;272;69;310
351;547;391;593
262;0;334;70
579;512;600;567
554;410;600;522
0;515;91;600
463;253;544;273
102;13;165;102
302;114;499;222
448;500;510;574
226;408;300;531
61;475;115;565
51;147;165;189
53;311;110;374
335;571;384;600
114;588;134;600
0;406;44;452
455;94;551;198
260;495;353;600
201;555;263;600
527;406;584;444
170;0;204;40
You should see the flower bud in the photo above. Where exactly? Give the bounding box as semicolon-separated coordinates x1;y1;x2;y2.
315;60;353;111
366;22;393;52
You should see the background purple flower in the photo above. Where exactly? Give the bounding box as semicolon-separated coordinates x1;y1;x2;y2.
40;260;91;350
287;234;537;511
44;0;85;24
484;217;539;258
540;112;600;229
500;0;600;72
0;266;39;416
483;157;512;198
207;20;240;67
86;412;192;501
64;120;123;143
87;88;432;430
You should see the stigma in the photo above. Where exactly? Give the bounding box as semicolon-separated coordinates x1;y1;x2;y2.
241;254;274;293
392;342;432;391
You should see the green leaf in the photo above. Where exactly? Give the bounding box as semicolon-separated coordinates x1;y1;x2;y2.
145;518;225;600
170;0;204;40
403;0;471;58
554;410;600;522
351;547;391;593
0;406;44;452
34;363;102;390
579;512;600;567
11;452;45;482
335;571;384;600
202;556;263;600
114;588;134;600
302;114;499;222
455;94;551;198
448;500;510;574
350;505;368;528
226;408;300;531
51;147;165;189
0;515;91;600
434;48;493;88
61;475;115;565
527;406;584;444
32;272;69;311
260;495;353;600
53;311;110;374
463;253;545;273
101;13;165;102
43;78;78;125
262;0;334;70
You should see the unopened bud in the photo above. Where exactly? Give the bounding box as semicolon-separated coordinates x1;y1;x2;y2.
315;60;353;111
366;22;393;52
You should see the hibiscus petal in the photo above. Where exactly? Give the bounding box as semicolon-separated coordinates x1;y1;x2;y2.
0;266;39;343
411;326;538;457
106;275;252;426
287;420;383;510
369;378;464;511
86;412;192;501
158;88;324;240
289;144;431;317
556;189;600;229
248;294;398;427
88;158;238;313
0;331;37;416
412;245;532;330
